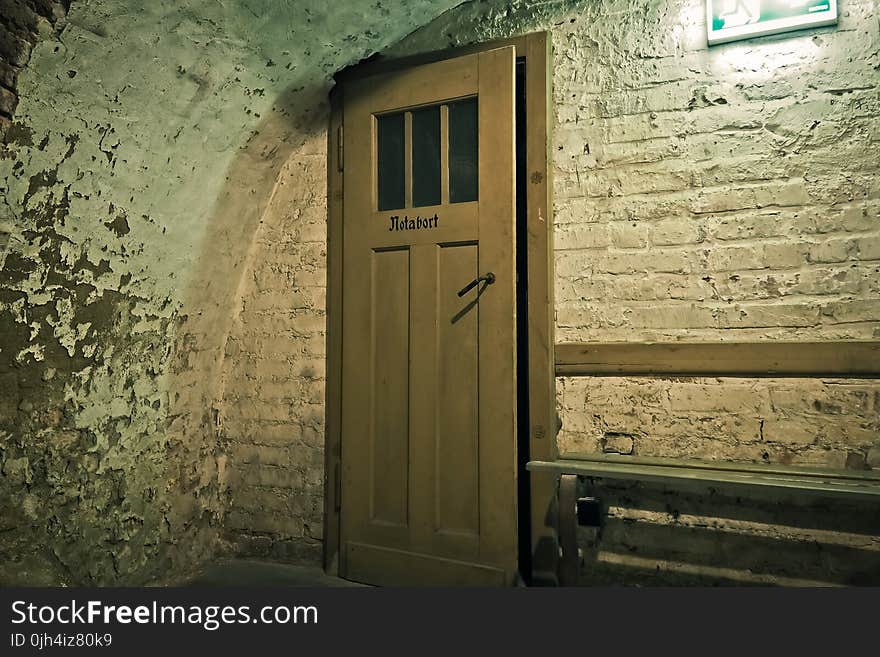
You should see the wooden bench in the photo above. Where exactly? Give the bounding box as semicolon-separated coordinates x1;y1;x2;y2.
526;453;880;585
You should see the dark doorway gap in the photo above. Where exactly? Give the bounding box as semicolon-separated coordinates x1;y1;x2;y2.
514;57;532;583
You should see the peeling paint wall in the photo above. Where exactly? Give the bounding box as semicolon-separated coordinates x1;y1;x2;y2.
389;0;880;584
0;0;70;259
0;1;70;136
0;0;464;585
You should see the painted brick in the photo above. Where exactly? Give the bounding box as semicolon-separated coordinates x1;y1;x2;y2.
855;236;880;261
230;444;289;467
667;384;769;414
650;219;702;247
630;303;717;329
240;422;304;447
609;223;649;249
555;224;611;250
238;465;305;489
808;238;856;264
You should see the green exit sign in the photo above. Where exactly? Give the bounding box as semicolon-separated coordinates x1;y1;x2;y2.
707;0;838;45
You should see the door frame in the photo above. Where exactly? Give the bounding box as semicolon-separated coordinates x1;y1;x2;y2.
324;31;557;584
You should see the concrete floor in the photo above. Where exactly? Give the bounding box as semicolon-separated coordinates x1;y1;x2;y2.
188;559;366;587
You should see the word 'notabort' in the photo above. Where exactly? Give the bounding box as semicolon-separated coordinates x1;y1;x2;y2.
388;214;439;231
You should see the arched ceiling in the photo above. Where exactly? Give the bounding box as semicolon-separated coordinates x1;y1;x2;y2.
0;0;465;584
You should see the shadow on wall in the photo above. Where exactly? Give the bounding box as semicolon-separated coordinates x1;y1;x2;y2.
167;80;334;564
575;481;880;586
169;80;331;428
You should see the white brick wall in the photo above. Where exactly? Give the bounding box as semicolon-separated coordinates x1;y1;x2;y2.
549;0;879;344
540;0;880;475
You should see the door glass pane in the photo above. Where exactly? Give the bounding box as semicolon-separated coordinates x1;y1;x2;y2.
412;105;441;207
448;98;478;203
377;112;405;211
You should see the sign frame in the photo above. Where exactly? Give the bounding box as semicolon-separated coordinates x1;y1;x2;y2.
706;0;838;46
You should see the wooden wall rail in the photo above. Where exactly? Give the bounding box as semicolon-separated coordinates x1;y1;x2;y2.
554;342;880;378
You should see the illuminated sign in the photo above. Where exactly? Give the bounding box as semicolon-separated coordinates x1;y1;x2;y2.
707;0;838;45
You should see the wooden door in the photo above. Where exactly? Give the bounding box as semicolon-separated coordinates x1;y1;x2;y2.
340;47;517;586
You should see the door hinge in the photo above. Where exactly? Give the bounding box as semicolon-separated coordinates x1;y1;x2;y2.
337;125;344;173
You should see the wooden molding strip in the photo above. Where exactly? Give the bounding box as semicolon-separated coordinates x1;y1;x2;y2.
526;458;880;502
555;452;880;481
554;342;880;378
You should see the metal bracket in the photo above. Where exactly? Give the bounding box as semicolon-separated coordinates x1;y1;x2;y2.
558;473;579;586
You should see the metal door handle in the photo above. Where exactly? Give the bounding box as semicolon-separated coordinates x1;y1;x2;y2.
457;272;495;297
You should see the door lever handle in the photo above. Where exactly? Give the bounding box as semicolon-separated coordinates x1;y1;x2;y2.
457;272;496;297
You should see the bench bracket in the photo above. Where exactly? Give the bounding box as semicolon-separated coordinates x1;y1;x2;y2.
558;474;579;586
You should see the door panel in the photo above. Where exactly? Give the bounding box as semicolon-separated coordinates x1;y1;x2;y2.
341;47;517;586
436;242;479;539
369;247;410;528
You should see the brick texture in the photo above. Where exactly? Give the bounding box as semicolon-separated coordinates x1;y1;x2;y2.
218;134;329;563
558;376;880;468
545;0;880;583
